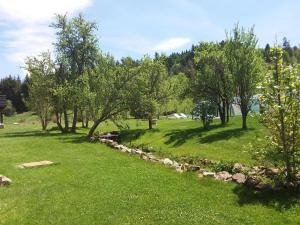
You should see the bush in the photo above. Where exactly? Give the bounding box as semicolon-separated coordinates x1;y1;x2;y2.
192;101;215;129
212;161;236;173
2;100;16;116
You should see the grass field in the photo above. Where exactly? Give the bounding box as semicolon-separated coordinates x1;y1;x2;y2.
98;116;267;165
1;113;300;224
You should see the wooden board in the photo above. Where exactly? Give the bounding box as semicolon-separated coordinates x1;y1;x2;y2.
17;160;55;169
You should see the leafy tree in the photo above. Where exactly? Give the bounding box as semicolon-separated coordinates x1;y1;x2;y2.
225;24;262;129
51;13;98;133
257;47;300;184
193;42;233;125
3;100;16;116
129;57;174;129
0;76;27;112
87;54;136;137
25;51;55;131
192;101;215;129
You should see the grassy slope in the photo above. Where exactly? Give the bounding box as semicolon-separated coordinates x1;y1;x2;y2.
99;116;266;165
0;114;300;224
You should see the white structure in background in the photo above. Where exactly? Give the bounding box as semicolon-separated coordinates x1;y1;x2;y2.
167;113;188;119
231;95;261;116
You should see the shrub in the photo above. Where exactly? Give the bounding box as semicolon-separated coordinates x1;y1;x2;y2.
3;100;16;116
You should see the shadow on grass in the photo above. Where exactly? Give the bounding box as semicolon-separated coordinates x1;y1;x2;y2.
164;124;253;147
0;130;89;144
119;128;160;144
233;185;300;211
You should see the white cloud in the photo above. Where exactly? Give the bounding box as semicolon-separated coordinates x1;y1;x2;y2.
0;0;92;22
153;37;191;52
0;0;92;67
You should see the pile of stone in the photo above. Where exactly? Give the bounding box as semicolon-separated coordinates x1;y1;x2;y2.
95;134;299;191
0;175;11;186
95;137;253;187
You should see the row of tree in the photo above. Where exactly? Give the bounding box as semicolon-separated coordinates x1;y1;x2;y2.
25;14;188;136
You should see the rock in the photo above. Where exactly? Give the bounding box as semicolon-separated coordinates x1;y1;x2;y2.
140;154;149;161
265;168;280;177
176;165;185;173
233;163;244;173
255;183;273;191
232;173;247;184
172;161;180;168
0;123;4;129
215;171;232;182
203;171;216;177
135;149;143;155
163;158;173;166
245;177;260;188
99;138;108;143
0;175;12;186
189;165;200;172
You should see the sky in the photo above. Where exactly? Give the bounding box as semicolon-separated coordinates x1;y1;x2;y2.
0;0;300;79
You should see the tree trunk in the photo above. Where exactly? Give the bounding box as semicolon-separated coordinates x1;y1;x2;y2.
55;111;64;132
85;119;89;128
148;116;152;130
226;101;230;123
242;113;247;129
218;104;226;125
63;105;69;132
88;119;101;138
240;100;248;129
71;106;78;133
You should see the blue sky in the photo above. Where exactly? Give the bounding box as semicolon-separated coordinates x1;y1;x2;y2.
0;0;300;78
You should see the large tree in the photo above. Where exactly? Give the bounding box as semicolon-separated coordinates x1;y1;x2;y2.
87;54;136;137
25;52;55;131
258;47;300;184
193;41;233;125
225;24;262;129
51;13;98;133
129;57;174;129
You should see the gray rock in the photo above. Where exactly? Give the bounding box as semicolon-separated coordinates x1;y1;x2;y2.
215;171;232;181
163;158;173;166
233;163;244;173
0;175;12;186
203;171;216;177
189;165;200;172
232;173;246;184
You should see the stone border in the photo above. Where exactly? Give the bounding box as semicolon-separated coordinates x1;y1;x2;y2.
92;137;252;187
0;175;12;186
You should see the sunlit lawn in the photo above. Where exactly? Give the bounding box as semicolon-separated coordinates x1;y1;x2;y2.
1;113;299;224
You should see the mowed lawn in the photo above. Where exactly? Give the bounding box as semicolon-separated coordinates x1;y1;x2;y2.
1;114;300;224
100;116;267;165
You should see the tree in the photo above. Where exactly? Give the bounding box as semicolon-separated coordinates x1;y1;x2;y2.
25;51;55;131
51;13;98;133
225;24;262;129
257;47;300;184
0;76;28;113
192;101;215;129
129;57;174;129
193;42;233;125
87;54;136;137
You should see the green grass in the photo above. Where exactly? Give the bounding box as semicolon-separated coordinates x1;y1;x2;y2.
1;114;300;224
99;116;266;165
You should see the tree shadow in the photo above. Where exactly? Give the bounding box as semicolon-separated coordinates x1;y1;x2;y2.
199;128;254;144
119;128;160;144
232;185;300;211
0;130;88;144
164;124;226;147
